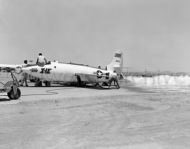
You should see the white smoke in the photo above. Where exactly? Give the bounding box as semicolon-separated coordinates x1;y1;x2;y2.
126;75;190;86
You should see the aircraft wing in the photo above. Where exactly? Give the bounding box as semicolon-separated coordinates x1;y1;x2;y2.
0;63;38;73
0;64;19;73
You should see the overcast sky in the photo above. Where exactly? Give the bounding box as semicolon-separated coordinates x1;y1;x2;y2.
0;0;190;72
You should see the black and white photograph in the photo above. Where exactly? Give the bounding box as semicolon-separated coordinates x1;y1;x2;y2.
0;0;190;148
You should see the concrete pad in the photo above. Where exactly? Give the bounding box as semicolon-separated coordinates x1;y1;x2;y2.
0;85;190;149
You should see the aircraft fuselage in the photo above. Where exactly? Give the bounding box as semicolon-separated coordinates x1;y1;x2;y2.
22;62;117;84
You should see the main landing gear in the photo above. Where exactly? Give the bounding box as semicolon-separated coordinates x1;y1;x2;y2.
96;78;120;89
34;79;51;87
100;78;120;89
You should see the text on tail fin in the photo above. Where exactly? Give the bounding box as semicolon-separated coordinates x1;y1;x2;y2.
107;50;123;75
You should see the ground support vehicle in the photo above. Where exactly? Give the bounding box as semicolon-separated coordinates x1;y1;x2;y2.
0;72;21;99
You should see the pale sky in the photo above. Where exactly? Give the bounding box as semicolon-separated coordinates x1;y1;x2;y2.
0;0;190;72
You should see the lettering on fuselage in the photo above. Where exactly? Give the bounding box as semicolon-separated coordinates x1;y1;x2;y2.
30;68;38;73
40;68;52;74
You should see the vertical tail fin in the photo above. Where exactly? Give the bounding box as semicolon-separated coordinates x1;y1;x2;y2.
107;50;123;75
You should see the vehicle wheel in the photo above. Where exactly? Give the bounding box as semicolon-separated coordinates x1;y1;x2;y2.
7;88;21;100
35;80;42;87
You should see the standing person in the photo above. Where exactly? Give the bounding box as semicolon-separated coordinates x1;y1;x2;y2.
36;53;47;67
20;60;28;87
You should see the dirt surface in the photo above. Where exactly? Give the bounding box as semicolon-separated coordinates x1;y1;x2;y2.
0;85;190;149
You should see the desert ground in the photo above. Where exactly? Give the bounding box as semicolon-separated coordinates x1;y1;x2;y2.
0;82;190;149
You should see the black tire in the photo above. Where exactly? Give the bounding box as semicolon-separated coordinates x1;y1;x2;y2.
30;79;36;83
35;80;43;87
44;81;51;87
102;82;109;86
7;88;21;100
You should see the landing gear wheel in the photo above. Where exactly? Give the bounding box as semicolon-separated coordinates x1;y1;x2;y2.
44;81;51;87
35;80;43;87
7;88;21;100
98;82;109;89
